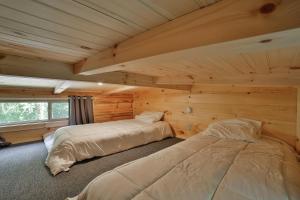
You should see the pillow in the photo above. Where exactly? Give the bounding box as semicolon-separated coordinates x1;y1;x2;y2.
135;111;164;124
202;118;262;142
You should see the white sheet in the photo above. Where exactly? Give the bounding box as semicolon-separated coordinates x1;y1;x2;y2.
44;119;173;176
67;133;300;200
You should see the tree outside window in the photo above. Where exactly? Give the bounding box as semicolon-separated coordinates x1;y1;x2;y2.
0;100;69;125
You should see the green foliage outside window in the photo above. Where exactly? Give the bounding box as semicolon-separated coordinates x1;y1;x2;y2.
52;102;69;119
0;101;69;125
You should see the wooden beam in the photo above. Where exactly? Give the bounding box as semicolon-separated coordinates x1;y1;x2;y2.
0;54;191;90
53;81;70;94
76;0;300;75
156;73;300;87
80;28;300;77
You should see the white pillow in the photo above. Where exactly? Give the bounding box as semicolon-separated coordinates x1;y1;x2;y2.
202;118;262;142
135;111;164;124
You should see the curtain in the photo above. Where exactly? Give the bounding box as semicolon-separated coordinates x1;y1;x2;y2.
69;96;94;125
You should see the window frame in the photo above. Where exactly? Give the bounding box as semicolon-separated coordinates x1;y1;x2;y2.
0;99;69;126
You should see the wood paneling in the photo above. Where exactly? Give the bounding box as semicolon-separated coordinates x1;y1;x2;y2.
297;88;300;152
78;0;300;76
81;35;300;87
0;0;298;89
93;94;133;123
154;46;300;86
133;85;298;148
0;0;218;63
0;87;133;144
1;126;60;144
74;0;300;88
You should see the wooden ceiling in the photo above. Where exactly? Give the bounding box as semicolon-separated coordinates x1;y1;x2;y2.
120;45;300;86
0;75;137;93
0;0;219;63
0;0;299;90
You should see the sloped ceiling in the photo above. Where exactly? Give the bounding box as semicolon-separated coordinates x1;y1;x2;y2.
0;0;220;63
0;0;299;89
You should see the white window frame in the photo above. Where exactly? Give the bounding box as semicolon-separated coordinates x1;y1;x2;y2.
0;99;69;126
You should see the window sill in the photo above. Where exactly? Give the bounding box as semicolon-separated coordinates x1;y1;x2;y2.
0;120;68;133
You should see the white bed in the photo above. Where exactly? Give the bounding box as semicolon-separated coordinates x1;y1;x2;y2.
44;118;173;176
67;119;300;200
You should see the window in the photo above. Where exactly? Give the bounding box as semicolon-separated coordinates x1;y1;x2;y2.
0;100;69;125
51;102;69;120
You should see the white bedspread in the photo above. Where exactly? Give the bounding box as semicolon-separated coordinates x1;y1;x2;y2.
67;134;300;200
44;119;173;175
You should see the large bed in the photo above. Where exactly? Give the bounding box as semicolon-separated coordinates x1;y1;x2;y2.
44;115;173;176
67;119;300;200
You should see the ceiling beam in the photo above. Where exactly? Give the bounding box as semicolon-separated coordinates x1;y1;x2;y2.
156;72;300;87
75;0;300;75
53;81;70;94
76;28;300;80
0;54;191;90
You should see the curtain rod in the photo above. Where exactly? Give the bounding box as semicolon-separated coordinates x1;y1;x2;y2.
68;96;94;99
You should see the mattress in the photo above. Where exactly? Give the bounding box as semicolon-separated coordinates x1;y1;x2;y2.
67;133;300;200
44;119;173;176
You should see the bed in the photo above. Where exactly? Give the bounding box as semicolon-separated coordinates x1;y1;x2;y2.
44;112;173;176
67;118;300;200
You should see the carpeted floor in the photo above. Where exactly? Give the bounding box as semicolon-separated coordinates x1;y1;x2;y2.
0;137;182;200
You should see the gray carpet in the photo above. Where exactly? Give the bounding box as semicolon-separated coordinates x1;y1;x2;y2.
0;138;182;200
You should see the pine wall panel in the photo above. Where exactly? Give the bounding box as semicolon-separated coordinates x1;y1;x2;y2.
133;85;297;148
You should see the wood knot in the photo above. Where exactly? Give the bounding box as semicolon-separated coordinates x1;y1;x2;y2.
112;43;119;57
260;39;272;43
13;31;26;36
0;54;6;60
178;130;185;135
260;3;276;14
187;75;194;80
80;46;92;50
290;66;300;70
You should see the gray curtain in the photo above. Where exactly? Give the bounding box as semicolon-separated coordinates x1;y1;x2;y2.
69;96;94;125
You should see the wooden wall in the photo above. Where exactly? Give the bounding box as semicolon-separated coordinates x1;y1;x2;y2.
93;94;133;123
1;85;297;148
0;87;133;144
133;85;298;148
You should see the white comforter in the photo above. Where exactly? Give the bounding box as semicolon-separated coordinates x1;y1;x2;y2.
68;133;300;200
44;119;173;175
